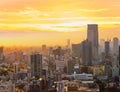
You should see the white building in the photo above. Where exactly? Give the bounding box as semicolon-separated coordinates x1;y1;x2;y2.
73;73;93;80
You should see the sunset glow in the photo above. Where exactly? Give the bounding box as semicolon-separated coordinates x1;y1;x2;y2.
0;0;120;46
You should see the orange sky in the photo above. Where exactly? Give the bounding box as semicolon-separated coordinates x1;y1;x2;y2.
0;0;120;46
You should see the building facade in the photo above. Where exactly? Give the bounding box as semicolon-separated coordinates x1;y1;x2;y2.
31;52;42;78
81;40;92;66
105;41;110;57
113;37;119;55
87;24;98;61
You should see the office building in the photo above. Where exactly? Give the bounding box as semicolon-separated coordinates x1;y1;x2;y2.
119;46;120;74
53;46;62;59
81;40;92;66
105;41;110;57
104;64;112;77
113;55;119;66
67;58;75;74
67;39;71;48
104;57;112;77
99;39;105;55
0;47;4;62
14;63;18;74
72;43;81;58
31;52;42;78
113;37;119;55
87;24;98;60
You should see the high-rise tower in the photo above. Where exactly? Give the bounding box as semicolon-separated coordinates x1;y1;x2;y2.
105;41;110;57
113;37;119;55
81;40;92;66
87;24;98;61
31;52;42;78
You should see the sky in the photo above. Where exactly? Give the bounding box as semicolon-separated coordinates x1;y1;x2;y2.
0;0;120;46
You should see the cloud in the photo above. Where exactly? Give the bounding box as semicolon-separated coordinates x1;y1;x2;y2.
0;6;120;32
64;8;108;14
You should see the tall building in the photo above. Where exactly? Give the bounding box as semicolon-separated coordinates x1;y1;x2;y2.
87;24;98;60
113;55;119;66
0;47;4;62
119;46;120;74
72;43;81;58
53;46;62;60
31;52;42;78
104;64;112;77
0;47;3;55
113;37;119;55
67;39;71;48
99;39;105;55
67;58;75;74
105;41;110;57
81;40;92;66
14;63;18;74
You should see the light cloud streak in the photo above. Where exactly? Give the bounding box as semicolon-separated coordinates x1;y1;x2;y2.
0;0;120;46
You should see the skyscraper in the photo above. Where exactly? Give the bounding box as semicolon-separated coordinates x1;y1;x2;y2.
119;46;120;74
72;43;81;58
113;37;119;55
81;40;92;66
0;47;4;62
87;24;98;60
31;52;42;78
67;39;70;48
105;41;110;57
67;58;75;74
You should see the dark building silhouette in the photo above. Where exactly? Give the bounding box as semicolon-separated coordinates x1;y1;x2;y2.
113;37;119;55
119;46;120;74
72;43;81;58
87;24;98;61
0;47;4;62
53;46;63;59
81;40;92;66
104;59;112;77
105;41;110;57
67;39;71;48
31;52;42;78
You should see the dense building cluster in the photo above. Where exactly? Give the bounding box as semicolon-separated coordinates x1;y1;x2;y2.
0;24;120;92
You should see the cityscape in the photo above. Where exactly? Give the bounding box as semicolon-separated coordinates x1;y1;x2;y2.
0;0;120;92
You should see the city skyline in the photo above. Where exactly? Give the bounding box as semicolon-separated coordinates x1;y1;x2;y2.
0;0;120;46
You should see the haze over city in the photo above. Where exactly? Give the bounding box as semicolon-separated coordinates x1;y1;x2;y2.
1;0;120;92
0;0;120;46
